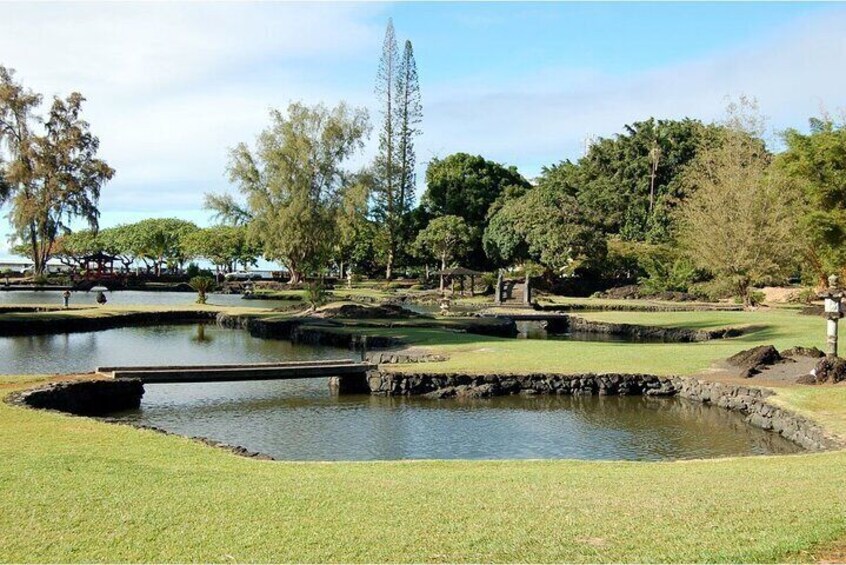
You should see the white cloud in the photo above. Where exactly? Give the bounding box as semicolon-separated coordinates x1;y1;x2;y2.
2;3;846;258
421;9;846;176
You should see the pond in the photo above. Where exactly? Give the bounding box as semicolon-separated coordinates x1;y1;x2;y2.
514;320;659;343
3;324;802;461
0;324;344;374
114;382;801;461
0;289;286;309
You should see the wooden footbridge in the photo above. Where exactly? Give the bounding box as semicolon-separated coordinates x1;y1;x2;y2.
97;359;376;384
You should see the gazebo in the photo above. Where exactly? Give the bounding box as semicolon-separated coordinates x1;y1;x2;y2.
433;266;483;296
80;251;118;279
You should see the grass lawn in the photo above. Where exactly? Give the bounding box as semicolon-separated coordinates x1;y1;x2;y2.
383;308;824;376
2;301;846;562
0;376;845;563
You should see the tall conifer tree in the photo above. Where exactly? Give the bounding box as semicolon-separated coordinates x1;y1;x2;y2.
373;18;400;278
395;39;422;218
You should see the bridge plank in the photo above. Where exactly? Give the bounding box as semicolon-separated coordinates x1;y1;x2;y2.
105;361;376;384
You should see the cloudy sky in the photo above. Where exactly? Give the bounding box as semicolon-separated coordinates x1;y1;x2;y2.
1;1;845;258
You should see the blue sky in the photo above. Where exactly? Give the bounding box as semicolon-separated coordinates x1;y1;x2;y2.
1;1;845;260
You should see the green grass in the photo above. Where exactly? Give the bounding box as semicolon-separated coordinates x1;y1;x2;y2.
770;386;846;438
2;301;846;561
0;377;845;563
387;308;826;375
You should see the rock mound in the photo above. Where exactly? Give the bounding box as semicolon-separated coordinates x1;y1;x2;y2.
798;356;846;385
597;285;698;302
781;346;825;359
321;303;418;319
727;345;783;378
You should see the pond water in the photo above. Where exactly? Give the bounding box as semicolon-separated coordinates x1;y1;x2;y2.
114;381;801;461
3;323;802;461
0;324;345;374
0;290;285;309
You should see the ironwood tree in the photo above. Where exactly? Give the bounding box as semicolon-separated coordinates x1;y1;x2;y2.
206;102;369;285
0;66;114;275
679;101;799;308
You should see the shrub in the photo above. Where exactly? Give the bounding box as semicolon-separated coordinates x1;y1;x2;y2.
189;276;216;304
787;287;817;304
305;281;328;310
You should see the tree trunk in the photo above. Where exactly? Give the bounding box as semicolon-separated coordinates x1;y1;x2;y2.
439;253;446;292
738;279;751;310
385;249;394;280
649;144;660;214
289;269;302;286
29;227;42;276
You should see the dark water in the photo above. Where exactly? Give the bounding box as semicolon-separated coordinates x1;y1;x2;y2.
2;323;802;461
0;289;285;309
515;320;664;343
114;382;801;461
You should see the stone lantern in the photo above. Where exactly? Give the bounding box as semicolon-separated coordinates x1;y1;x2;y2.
820;274;844;357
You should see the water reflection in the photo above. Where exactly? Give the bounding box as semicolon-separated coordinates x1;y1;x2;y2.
0;324;345;374
2;321;802;461
515;320;665;343
113;379;801;461
0;290;285;309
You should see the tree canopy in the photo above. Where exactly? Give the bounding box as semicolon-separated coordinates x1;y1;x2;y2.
0;66;114;274
207;101;369;284
422;153;531;225
542;118;721;243
484;183;605;275
775;117;846;283
678;109;799;308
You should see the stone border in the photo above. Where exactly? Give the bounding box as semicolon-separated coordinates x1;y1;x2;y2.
367;371;844;451
566;315;746;342
7;371;843;458
6;378;144;416
538;302;743;313
5;378;276;460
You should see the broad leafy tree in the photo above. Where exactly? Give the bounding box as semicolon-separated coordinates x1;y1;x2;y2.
413;215;472;290
776;117;846;284
484;184;605;276
52;230;101;268
544;118;721;243
422;153;530;270
130;218;198;276
0;66;114;274
183;225;258;274
422;153;531;225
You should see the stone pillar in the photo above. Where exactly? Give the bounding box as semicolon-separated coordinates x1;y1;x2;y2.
821;274;843;357
827;318;839;357
523;272;532;306
328;374;370;395
494;271;503;305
